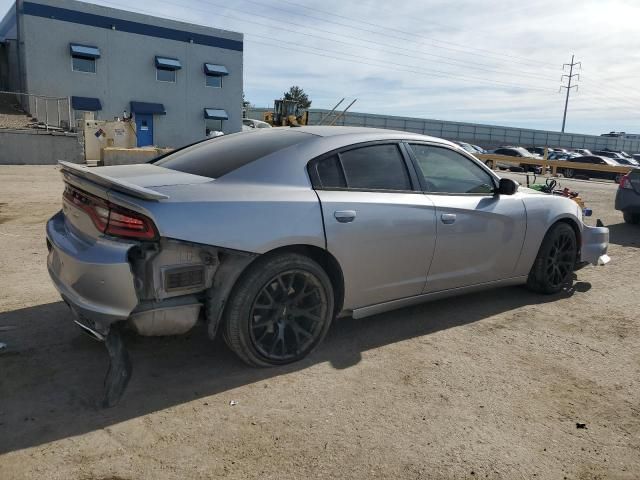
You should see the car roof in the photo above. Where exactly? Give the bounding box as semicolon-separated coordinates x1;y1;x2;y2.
291;125;453;143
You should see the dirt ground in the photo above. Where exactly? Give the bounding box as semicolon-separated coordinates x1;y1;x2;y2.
0;166;638;480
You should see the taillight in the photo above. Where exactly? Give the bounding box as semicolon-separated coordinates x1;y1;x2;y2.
619;174;632;189
105;206;157;239
63;185;158;240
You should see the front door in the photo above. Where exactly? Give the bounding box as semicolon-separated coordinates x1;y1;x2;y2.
135;114;153;147
406;142;526;292
311;143;437;310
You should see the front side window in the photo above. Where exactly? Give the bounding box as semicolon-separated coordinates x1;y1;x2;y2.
157;68;176;82
409;144;495;194
339;144;411;191
205;75;222;88
72;57;96;73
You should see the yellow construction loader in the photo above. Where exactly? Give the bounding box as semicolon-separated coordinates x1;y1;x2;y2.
263;99;309;127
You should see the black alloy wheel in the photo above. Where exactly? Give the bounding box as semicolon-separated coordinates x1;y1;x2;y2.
249;270;328;362
527;223;577;294
222;253;334;367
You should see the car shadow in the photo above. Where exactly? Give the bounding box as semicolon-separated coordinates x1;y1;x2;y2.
607;222;640;248
0;282;590;454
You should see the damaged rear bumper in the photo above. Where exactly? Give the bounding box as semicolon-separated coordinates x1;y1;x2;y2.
47;211;139;335
46;211;217;337
580;223;610;266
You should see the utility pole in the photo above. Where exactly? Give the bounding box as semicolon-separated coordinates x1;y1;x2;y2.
560;54;581;133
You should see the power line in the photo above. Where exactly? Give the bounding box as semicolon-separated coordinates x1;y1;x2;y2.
173;0;563;78
100;0;561;87
560;55;580;132
272;0;562;69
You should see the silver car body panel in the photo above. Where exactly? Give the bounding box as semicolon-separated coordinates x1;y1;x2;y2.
48;127;608;333
317;189;437;309
352;276;528;319
424;193;527;292
46;210;139;326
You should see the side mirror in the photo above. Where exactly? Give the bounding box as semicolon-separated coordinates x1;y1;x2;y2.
497;178;519;195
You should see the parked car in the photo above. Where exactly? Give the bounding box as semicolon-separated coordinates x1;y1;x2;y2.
615;169;640;224
526;146;554;157
573;148;592;156
454;141;479;154
471;144;487;154
594;150;627;161
549;151;581;160
492;147;542;173
46;127;609;405
242;118;272;131
561;155;628;183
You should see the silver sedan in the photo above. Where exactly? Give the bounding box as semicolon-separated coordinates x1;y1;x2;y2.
46;127;609;405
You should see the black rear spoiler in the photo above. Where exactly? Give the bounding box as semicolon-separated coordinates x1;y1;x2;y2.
59;161;169;201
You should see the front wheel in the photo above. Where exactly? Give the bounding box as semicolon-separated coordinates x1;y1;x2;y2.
527;223;577;294
223;253;335;367
564;168;575;178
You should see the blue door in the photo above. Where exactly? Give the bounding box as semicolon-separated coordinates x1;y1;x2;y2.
135;114;153;147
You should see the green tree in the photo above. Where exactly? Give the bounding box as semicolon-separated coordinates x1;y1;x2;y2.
283;86;311;110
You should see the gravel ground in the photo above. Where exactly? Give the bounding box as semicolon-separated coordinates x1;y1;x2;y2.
0;166;638;480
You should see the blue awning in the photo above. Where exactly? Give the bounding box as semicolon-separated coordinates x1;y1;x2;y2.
71;96;102;111
70;43;101;59
130;101;166;115
155;56;182;70
204;108;228;120
204;63;229;76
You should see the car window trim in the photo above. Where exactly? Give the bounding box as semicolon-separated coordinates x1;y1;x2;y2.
307;140;421;194
403;141;498;196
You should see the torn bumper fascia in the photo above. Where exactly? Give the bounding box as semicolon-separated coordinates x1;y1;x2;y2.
46;211;139;336
581;223;610;266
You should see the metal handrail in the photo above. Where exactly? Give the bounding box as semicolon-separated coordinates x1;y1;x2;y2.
0;90;72;132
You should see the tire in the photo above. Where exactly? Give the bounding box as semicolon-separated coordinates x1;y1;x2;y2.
527;223;577;294
614;174;622;184
223;253;335;367
623;212;640;224
564;168;575;179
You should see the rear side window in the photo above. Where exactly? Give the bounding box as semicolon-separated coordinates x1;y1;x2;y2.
154;130;311;178
339;144;411;190
316;155;346;188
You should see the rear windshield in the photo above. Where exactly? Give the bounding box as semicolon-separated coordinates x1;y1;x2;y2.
154;129;312;178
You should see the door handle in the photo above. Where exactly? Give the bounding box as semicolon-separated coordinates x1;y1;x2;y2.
334;210;357;223
440;213;456;224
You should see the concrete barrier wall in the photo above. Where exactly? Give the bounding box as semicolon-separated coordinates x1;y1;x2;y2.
0;129;82;164
101;147;173;166
247;108;640;153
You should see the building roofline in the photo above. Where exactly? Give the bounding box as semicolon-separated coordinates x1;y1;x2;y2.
20;0;243;51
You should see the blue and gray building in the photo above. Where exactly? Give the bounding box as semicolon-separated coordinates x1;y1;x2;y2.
0;0;243;147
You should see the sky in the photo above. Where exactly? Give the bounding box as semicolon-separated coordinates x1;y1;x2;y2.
2;0;639;135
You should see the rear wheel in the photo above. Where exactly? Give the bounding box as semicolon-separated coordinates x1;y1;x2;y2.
527;223;577;294
614;174;623;184
223;253;334;367
564;168;575;178
623;212;640;224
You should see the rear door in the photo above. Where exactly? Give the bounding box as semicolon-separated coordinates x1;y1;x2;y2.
406;143;526;293
310;142;437;310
